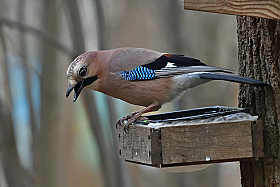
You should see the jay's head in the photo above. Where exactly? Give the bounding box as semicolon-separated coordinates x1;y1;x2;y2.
66;52;100;102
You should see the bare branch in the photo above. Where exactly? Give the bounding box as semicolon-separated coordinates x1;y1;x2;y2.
0;17;73;56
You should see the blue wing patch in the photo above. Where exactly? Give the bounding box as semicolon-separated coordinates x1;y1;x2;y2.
118;66;156;81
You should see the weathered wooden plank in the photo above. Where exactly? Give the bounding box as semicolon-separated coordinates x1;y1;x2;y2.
161;121;253;164
251;120;264;159
118;120;263;168
118;125;155;165
150;128;162;165
184;0;280;20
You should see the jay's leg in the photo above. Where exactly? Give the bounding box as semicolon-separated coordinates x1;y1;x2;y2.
116;102;160;132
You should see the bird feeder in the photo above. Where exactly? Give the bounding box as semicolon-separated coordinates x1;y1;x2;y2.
118;106;263;172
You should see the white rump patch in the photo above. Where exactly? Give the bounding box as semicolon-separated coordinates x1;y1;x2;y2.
165;62;177;68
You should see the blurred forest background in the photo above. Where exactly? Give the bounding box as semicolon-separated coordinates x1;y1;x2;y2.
0;0;242;186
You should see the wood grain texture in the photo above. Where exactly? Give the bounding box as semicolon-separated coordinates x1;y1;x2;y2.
118;125;156;165
118;120;264;167
161;121;253;164
150;128;162;165
184;0;280;20
252;120;264;159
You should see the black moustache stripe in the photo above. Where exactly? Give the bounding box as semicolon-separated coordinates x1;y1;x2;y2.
72;75;98;102
83;75;97;87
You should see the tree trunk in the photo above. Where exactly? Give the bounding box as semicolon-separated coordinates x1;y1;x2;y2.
0;20;33;187
237;16;280;187
36;0;63;186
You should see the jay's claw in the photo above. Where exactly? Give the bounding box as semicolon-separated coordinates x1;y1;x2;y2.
116;102;160;132
116;112;137;129
116;112;147;132
123;116;138;133
123;123;130;133
116;116;149;132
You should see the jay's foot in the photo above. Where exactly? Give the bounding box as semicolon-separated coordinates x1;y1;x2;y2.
116;112;148;133
116;102;159;132
116;112;137;129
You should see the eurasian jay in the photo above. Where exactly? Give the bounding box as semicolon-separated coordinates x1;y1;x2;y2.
66;47;268;131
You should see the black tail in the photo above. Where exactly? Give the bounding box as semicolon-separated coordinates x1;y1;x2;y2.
199;72;269;85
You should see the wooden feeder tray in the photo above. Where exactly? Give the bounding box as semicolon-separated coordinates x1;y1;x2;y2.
118;106;263;170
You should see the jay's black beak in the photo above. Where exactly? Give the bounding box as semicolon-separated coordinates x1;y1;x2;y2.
66;75;98;102
66;85;74;98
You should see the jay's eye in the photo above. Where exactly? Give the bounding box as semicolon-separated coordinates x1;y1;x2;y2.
79;66;87;77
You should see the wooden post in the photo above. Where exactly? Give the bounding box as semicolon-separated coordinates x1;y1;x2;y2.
237;16;280;187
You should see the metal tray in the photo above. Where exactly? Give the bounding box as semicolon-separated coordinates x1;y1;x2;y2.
144;106;246;123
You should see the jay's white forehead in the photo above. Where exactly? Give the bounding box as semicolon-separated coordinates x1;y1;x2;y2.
67;54;86;78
